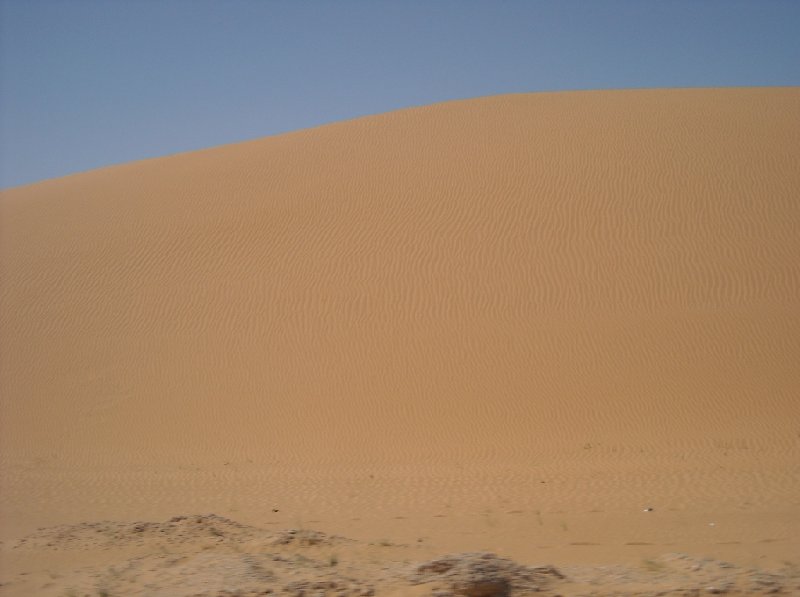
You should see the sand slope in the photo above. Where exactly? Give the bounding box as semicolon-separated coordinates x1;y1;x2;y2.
1;88;799;571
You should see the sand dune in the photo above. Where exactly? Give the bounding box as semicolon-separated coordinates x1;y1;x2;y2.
1;88;799;580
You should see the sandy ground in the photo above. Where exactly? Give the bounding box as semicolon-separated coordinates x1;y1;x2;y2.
2;514;798;596
1;87;799;594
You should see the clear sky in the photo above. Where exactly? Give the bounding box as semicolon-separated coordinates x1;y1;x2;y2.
1;1;798;189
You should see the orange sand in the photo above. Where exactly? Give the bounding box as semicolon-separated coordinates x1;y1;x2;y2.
1;88;799;579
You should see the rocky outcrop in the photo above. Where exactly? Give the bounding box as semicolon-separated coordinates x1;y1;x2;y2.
410;552;565;596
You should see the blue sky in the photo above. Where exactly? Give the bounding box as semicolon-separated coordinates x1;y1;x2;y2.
1;1;798;188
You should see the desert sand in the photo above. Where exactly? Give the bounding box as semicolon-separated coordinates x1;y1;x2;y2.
1;87;799;595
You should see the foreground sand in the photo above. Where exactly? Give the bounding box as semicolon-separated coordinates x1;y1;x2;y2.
1;87;799;593
2;514;798;596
